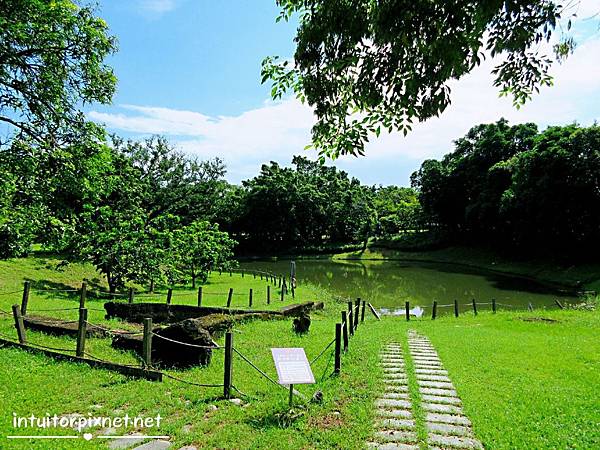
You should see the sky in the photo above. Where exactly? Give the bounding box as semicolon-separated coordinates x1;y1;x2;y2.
88;0;600;186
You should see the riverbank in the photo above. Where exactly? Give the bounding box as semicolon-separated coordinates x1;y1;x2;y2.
332;245;600;294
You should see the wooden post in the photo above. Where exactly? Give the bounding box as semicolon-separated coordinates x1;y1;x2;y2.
76;308;88;357
223;331;233;399
128;287;134;304
249;289;253;308
354;302;360;330
291;283;295;298
432;301;438;320
143;318;152;367
348;309;354;336
361;300;366;322
282;278;287;295
267;285;270;304
197;286;203;307
253;272;256;279
229;270;232;277
347;301;352;313
492;298;497;313
367;302;381;320
454;299;459;318
280;287;284;302
227;288;233;308
334;323;341;375
278;277;281;288
472;299;478;315
21;281;30;316
12;304;26;344
528;302;533;311
166;288;173;305
341;311;349;351
555;299;564;309
219;268;222;275
241;270;244;278
405;301;410;321
79;282;87;309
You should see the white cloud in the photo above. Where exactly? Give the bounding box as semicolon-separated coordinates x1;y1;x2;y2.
89;36;600;184
138;0;177;14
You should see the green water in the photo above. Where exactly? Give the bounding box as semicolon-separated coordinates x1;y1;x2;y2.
238;258;578;314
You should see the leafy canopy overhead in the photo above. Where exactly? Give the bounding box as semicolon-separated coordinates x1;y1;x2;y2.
0;0;117;147
263;0;573;158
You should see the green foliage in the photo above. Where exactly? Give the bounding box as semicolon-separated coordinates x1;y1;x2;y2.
0;0;117;147
233;156;374;252
372;186;422;237
411;120;600;258
263;0;566;157
174;220;236;287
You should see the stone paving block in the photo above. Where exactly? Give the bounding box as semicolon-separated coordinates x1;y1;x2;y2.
415;368;448;375
108;434;147;449
381;362;405;367
378;418;415;430
421;402;463;414
366;442;420;449
374;430;417;443
384;373;408;381
382;392;410;400
417;380;454;389
383;367;405;373
426;413;471;426
132;441;171;450
421;394;461;405
416;374;452;383
385;384;409;393
411;356;441;363
376;408;413;419
376;399;412;409
427;421;472;436
419;387;458;397
428;433;483;449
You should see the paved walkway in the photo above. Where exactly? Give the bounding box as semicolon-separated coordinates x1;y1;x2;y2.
369;333;483;449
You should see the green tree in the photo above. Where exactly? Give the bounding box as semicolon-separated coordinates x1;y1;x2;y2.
263;0;572;157
0;0;116;147
174;221;236;288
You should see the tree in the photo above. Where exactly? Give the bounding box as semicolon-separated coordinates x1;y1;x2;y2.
263;0;574;158
0;0;116;147
174;221;236;288
372;186;421;236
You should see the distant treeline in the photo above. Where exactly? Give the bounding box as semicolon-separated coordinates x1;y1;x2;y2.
1;119;598;285
411;119;600;258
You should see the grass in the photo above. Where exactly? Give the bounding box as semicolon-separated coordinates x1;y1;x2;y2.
0;255;599;448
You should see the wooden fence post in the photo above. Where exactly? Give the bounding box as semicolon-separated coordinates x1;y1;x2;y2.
249;289;253;308
21;281;30;316
280;287;284;302
143;317;152;367
341;311;349;351
223;331;233;399
197;286;203;307
555;299;564;309
528;302;533;311
128;288;134;304
79;282;87;309
348;309;354;336
432;301;437;320
354;301;360;330
454;299;459;318
267;285;270;304
227;288;233;308
492;298;497;313
405;301;410;321
472;299;478;316
367;302;381;320
347;301;352;313
166;288;173;305
241;270;244;278
334;323;341;375
76;307;88;357
12;304;26;344
361;300;366;322
230;270;232;277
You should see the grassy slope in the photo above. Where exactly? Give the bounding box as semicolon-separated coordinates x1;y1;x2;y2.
0;256;598;449
333;245;600;292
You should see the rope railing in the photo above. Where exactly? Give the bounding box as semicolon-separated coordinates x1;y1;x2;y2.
161;372;223;388
232;347;284;391
150;332;222;349
0;290;23;296
310;338;336;365
84;320;143;336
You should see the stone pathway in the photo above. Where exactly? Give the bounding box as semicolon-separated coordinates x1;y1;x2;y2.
407;331;483;450
367;342;419;450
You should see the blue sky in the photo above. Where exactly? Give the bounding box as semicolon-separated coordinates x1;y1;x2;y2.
89;0;600;186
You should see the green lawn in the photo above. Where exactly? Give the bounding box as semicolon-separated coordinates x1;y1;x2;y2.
0;255;598;449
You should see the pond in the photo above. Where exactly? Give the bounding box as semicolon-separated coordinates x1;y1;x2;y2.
238;258;578;315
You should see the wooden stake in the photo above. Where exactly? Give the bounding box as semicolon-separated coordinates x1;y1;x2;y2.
223;331;233;399
472;299;478;316
166;288;173;305
197;286;203;307
12;304;26;344
79;282;87;309
143;317;152;367
454;299;459;318
76;308;87;357
21;281;30;316
341;311;349;351
405;301;410;321
227;288;233;308
432;301;437;320
334;323;341;374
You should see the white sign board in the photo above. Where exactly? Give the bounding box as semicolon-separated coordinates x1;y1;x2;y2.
271;348;315;385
